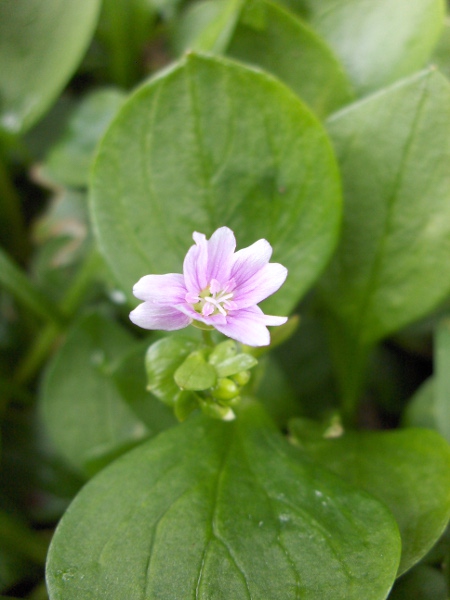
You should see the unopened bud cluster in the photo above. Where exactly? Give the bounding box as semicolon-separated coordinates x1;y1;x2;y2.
145;336;258;421
173;340;257;421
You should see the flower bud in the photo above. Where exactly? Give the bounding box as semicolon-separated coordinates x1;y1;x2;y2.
232;370;251;387
199;400;235;421
213;378;240;401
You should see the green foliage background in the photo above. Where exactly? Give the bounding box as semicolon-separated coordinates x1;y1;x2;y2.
1;0;450;599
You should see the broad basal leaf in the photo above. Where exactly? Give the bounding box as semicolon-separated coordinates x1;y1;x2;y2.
46;402;400;599
320;70;450;345
0;0;101;134
291;421;450;575
90;52;341;316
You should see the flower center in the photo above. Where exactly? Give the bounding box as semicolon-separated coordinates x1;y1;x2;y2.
186;278;237;318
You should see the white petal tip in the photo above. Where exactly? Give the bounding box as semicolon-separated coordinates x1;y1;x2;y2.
222;409;236;421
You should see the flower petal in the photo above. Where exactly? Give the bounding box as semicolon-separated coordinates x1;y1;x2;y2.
205;227;236;283
214;306;272;346
231;239;272;286
132;273;186;304
262;314;288;326
233;263;288;308
129;303;191;331
183;232;208;293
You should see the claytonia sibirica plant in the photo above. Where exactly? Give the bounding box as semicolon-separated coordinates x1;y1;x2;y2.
4;1;450;599
129;226;288;346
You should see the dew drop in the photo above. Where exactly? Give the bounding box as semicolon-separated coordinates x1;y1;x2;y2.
110;290;127;304
90;350;105;366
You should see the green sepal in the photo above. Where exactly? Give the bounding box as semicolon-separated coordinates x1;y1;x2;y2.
174;351;217;391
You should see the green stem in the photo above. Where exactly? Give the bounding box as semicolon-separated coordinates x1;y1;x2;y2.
202;329;214;347
0;247;64;326
325;314;372;427
15;324;59;385
14;250;102;385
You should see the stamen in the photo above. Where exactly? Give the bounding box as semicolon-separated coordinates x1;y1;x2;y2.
189;280;236;318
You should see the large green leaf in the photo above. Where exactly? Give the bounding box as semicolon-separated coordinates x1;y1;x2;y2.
40;313;151;476
320;70;450;346
276;0;445;95
431;18;450;80
46;402;400;599
290;421;450;575
90;52;341;315
227;0;353;117
0;0;101;134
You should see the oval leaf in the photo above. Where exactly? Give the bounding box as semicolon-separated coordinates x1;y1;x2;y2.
291;422;450;575
90;52;341;316
0;0;101;133
46;402;400;599
320;70;450;345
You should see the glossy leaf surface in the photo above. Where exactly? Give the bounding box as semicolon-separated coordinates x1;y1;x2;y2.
291;421;450;574
46;402;400;599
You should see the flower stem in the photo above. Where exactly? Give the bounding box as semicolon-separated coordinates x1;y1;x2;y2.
202;329;214;347
0;246;64;326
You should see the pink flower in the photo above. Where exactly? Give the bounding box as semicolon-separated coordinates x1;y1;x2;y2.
129;227;288;346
